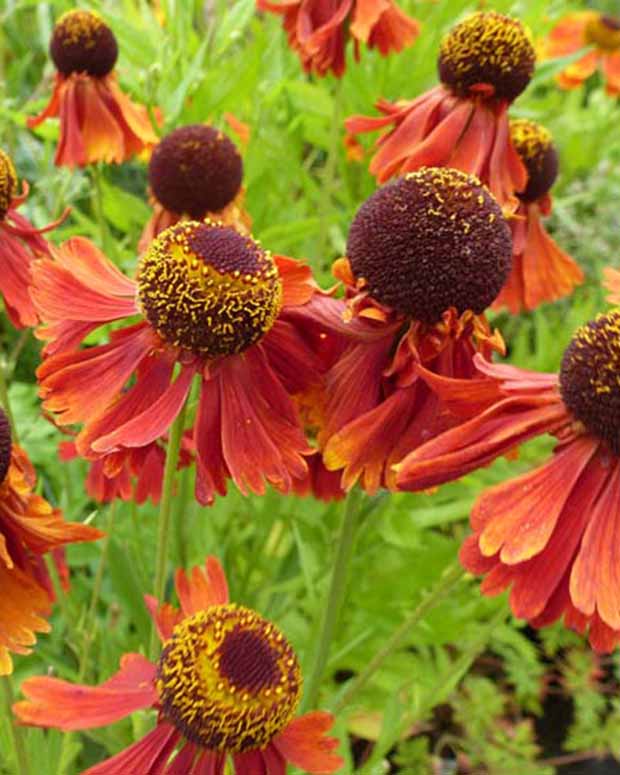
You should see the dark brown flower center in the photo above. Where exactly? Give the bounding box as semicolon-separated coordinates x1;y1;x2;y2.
156;605;302;752
50;10;118;77
0;149;17;221
149;125;243;218
438;12;535;103
560;311;620;453
585;14;620;52
0;409;12;485
510;119;559;203
137;221;282;357
346;167;512;323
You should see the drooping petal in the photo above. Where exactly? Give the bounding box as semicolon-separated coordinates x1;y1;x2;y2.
0;225;39;328
350;0;419;55
13;653;157;730
273;711;343;774
144;595;183;642
82;722;179;775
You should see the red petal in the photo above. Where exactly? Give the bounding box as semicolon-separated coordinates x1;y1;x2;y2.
232;750;267;775
14;653;157;730
0;227;38;328
83;722;179;775
175;556;230;617
273;712;343;774
144;595;183;641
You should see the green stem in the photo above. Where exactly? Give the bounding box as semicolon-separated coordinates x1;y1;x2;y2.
2;676;30;775
149;401;188;658
332;561;466;713
90;164;110;253
174;465;192;569
316;79;343;263
302;487;363;712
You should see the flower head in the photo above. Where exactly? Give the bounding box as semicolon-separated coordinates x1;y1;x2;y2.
541;12;620;96
344;13;531;208
27;10;158;166
395;310;620;651
149;125;243;218
347;168;512;322
438;12;535;102
491;119;582;314
138;221;281;356
257;0;420;78
50;10;118;77
32;227;326;504
13;557;343;774
0;148;68;328
0;409;102;674
509;119;558;203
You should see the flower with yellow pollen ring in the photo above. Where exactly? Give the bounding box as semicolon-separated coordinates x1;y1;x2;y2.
345;11;535;210
138;124;252;253
299;167;508;494
32;219;330;505
395;309;620;652
541;11;620;96
13;556;343;774
492;118;584;314
0;148;68;328
27;9;158;167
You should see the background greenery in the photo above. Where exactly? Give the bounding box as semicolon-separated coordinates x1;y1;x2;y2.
1;0;620;772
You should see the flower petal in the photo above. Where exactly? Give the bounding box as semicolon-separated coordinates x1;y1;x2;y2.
83;722;179;775
13;653;157;730
175;556;230;617
273;711;343;774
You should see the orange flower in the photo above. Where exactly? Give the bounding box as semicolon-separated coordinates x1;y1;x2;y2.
138;124;251;254
395;311;620;651
540;12;620;96
345;12;535;211
0;410;102;674
59;434;194;505
492;119;583;313
31;222;330;505
0;149;68;328
13;555;343;774
257;0;420;77
309;168;509;494
27;10;158;167
603;267;620;304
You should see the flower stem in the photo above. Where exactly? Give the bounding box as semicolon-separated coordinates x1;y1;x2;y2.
303;487;363;712
2;676;30;775
90;164;110;253
149;401;188;658
332;561;466;713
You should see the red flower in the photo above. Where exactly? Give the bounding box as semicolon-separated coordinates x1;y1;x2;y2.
32;222;328;505
396;311;620;651
345;12;535;210
138;124;251;254
59;434;194;505
0;148;68;328
257;0;419;77
27;10;157;167
0;410;102;675
309;168;509;494
492;119;583;313
540;12;620;96
603;267;620;304
13;556;343;774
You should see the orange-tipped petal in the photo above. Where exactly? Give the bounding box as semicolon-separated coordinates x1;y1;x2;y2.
274;711;343;774
175;556;230;617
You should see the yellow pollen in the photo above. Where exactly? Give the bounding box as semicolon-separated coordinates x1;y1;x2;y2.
137;220;282;358
0;149;17;221
585;14;620;52
510;119;552;170
54;10;105;48
157;605;302;752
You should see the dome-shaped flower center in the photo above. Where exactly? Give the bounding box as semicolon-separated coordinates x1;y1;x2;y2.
560;311;620;454
149;125;243;218
585;14;620;52
0;149;17;221
438;12;535;102
510;119;559;203
346;167;512;323
50;10;118;77
156;605;302;752
0;409;12;485
137;221;282;357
